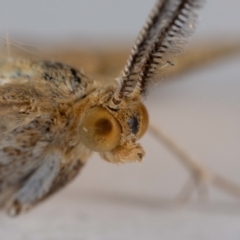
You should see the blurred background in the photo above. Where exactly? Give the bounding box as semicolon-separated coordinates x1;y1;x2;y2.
0;1;240;240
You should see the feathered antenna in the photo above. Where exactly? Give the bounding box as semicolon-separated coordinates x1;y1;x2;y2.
114;0;165;101
113;0;203;102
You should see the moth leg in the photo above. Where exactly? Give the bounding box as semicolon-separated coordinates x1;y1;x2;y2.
5;150;63;216
174;175;209;203
149;124;240;201
174;177;197;203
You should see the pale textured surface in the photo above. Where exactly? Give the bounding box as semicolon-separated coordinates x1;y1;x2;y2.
0;0;240;240
0;55;240;240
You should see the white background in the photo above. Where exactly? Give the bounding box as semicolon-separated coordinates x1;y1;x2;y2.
0;0;239;43
0;1;240;240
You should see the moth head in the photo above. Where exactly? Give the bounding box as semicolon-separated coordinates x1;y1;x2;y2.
80;0;201;163
79;100;148;163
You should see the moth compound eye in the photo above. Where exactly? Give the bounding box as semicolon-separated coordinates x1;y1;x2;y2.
79;107;121;152
137;103;149;139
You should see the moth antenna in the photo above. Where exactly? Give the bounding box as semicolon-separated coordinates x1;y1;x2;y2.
1;35;42;59
134;0;203;97
5;32;12;60
114;0;203;102
114;0;164;102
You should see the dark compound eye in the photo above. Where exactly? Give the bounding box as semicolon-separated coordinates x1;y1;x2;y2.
127;116;139;135
128;103;149;139
137;103;149;139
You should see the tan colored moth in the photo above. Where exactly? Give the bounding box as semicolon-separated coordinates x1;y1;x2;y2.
0;0;240;216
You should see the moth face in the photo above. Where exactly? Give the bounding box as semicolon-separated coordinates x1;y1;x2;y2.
79;101;148;163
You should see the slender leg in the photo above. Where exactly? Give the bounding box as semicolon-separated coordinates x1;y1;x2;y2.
149;124;240;200
174;177;196;203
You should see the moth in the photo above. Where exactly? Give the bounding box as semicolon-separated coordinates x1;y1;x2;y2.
0;0;239;216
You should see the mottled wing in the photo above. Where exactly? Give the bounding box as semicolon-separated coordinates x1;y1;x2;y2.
0;59;93;215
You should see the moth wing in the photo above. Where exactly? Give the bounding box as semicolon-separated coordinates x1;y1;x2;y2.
0;83;54;191
2;149;85;216
0;59;92;214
